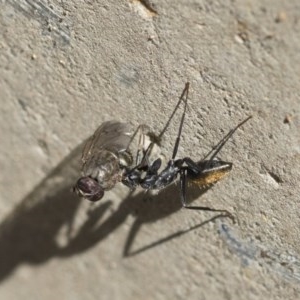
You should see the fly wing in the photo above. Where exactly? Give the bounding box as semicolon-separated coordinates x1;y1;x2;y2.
81;121;134;165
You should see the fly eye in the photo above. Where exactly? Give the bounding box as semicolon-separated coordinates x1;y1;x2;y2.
75;177;104;202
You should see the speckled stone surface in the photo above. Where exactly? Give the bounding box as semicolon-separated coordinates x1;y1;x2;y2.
0;1;299;299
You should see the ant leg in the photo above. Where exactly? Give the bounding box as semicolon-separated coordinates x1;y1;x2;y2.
134;82;191;170
201;116;252;162
179;168;235;223
182;157;202;173
123;219;142;257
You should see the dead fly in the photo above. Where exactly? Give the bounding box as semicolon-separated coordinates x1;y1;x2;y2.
73;88;183;202
74;83;251;218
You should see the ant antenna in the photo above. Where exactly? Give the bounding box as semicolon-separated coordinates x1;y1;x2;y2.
202;115;252;162
138;82;190;167
159;82;189;140
171;82;189;160
132;82;190;170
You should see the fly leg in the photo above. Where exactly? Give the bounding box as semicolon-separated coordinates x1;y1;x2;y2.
179;168;235;223
122;125;163;189
135;124;153;168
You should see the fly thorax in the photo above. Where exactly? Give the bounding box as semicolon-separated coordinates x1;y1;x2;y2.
82;150;121;190
118;150;133;168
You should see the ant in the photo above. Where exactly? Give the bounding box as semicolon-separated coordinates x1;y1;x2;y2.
122;82;252;220
75;82;251;221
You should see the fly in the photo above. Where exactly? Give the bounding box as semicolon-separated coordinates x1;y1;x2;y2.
73;84;185;202
74;83;251;219
73;121;135;201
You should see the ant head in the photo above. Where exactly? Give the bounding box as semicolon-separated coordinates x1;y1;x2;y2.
74;176;104;202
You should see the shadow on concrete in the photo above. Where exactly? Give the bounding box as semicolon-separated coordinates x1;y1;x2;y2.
0;143;231;283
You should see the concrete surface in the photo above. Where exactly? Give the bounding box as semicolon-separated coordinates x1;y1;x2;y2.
1;0;300;299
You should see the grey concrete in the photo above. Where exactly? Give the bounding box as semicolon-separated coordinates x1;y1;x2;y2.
1;0;299;299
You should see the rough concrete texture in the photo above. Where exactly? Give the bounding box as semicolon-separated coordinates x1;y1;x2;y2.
1;0;300;299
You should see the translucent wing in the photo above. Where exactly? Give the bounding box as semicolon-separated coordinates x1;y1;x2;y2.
81;121;134;166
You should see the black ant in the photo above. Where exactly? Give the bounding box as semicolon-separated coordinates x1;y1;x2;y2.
75;82;251;221
122;83;251;220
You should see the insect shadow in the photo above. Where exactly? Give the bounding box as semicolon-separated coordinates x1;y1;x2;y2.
71;82;250;256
